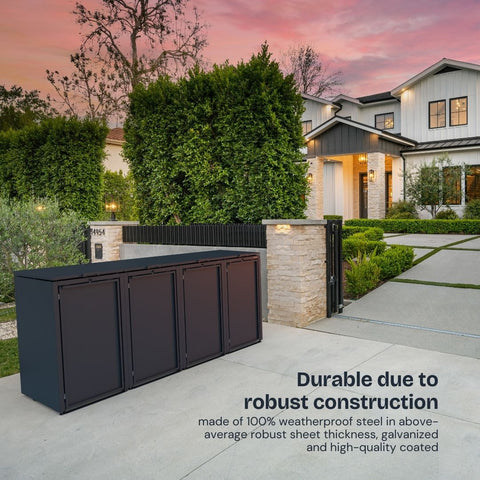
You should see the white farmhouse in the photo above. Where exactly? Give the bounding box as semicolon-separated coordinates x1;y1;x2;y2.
304;58;480;219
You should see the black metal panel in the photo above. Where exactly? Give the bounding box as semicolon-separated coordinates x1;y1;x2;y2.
14;250;254;281
326;220;344;317
14;277;63;412
59;280;124;411
226;259;262;351
128;271;179;386
122;224;267;248
183;265;223;366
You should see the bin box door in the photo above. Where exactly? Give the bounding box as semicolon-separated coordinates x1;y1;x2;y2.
59;280;124;411
129;271;179;386
226;259;261;351
183;265;223;367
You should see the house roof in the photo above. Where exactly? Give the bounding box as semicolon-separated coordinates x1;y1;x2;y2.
106;128;125;144
357;91;396;104
301;92;338;109
402;136;480;154
391;58;480;96
305;115;416;147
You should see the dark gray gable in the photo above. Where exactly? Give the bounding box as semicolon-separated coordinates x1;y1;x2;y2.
307;122;406;157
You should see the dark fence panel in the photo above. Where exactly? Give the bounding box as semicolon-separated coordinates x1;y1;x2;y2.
78;226;91;262
123;224;267;249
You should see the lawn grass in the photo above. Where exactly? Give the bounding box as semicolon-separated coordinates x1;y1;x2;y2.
0;307;16;323
0;338;19;377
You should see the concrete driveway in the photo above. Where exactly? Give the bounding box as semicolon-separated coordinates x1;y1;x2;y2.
309;234;480;359
1;322;479;480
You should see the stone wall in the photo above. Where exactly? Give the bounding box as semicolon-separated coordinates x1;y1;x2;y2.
89;221;139;262
263;220;327;327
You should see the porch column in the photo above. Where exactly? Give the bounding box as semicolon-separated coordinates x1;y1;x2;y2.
305;157;324;219
367;152;386;219
263;220;327;327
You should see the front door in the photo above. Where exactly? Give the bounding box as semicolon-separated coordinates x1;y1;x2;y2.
359;173;368;218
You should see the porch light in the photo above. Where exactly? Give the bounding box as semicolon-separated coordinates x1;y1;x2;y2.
105;201;118;221
368;169;376;183
358;154;367;165
306;173;314;183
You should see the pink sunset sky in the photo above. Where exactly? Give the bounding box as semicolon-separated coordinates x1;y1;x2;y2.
1;0;479;100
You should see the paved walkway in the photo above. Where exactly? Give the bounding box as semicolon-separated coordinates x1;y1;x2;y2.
0;322;479;480
309;234;480;359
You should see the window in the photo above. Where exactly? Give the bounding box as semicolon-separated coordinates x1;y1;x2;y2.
429;100;446;128
375;113;394;130
302;120;312;135
450;97;467;126
443;166;461;205
466;166;480;201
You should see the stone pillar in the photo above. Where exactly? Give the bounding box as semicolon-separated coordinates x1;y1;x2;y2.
263;220;327;327
305;157;324;219
89;221;139;262
367;152;386;219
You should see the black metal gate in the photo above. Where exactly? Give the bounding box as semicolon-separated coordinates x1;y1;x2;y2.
325;220;343;317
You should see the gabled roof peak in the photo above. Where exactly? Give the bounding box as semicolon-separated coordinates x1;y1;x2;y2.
391;58;480;96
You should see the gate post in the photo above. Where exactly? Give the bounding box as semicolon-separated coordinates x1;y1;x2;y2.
262;220;327;327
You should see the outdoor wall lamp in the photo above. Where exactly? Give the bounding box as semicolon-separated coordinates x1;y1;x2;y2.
306;173;314;183
368;169;376;183
275;224;292;234
105;202;118;221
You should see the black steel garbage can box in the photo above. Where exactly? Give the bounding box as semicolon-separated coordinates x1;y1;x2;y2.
15;251;262;413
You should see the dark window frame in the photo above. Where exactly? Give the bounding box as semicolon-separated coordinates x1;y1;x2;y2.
466;165;480;202
375;112;394;130
302;120;313;135
442;166;462;205
429;100;446;129
449;96;468;126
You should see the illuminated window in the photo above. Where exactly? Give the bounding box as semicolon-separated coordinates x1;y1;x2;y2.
443;166;461;205
302;120;312;135
429;100;446;128
375;113;394;130
466;166;480;201
450;97;467;126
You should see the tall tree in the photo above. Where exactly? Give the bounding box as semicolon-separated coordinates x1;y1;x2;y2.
280;45;343;97
0;85;57;131
125;44;308;224
47;0;207;121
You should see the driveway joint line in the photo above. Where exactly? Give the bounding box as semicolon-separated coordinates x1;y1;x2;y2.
335;314;480;339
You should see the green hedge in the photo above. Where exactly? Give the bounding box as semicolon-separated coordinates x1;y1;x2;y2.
342;226;384;240
0;117;107;219
371;245;414;280
345;218;480;234
343;236;387;260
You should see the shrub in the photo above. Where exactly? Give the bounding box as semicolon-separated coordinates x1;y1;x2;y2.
387;201;418;219
0;197;87;302
343;236;386;260
464;199;480;219
435;208;458;220
371;245;414;280
324;215;343;220
345;218;480;234
345;253;381;298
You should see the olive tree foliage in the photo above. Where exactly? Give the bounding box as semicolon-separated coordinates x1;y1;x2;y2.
404;155;464;218
47;0;207;122
0;198;87;302
124;44;309;224
280;44;343;97
0;85;57;132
